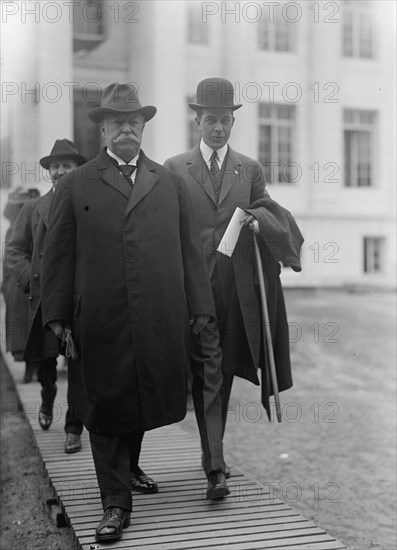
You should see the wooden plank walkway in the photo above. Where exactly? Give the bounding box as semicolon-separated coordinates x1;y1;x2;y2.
3;350;346;550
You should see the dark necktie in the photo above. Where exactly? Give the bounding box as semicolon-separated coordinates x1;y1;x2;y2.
119;164;136;185
210;151;220;175
209;151;222;202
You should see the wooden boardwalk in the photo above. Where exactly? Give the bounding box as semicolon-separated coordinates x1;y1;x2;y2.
3;351;346;550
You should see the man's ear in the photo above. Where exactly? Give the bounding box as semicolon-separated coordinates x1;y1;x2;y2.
231;116;235;127
195;116;201;128
99;121;106;137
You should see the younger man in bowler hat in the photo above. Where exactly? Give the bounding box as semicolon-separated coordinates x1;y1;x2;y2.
40;83;215;542
6;139;86;453
164;78;303;494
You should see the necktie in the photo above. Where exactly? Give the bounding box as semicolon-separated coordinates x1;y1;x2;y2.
210;151;220;175
119;164;136;185
209;151;222;202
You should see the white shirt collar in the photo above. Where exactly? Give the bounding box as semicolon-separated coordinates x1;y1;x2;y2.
106;147;139;166
200;139;228;168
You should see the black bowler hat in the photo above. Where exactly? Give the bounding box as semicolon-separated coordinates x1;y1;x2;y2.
40;139;87;170
189;78;242;112
87;82;157;123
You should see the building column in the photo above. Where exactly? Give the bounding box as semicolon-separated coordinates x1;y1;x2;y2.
37;14;74;158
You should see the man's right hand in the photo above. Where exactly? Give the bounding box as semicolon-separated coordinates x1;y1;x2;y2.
47;321;64;339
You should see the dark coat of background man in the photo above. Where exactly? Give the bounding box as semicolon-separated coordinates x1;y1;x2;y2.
164;77;303;490
40;82;215;543
2;186;40;383
6;140;86;454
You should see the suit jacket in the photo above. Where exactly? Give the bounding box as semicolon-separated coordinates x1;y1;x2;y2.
40;148;215;433
164;144;269;277
6;190;59;361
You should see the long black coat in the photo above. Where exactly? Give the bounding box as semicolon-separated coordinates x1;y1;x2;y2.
222;197;304;419
41;149;215;434
2;214;31;360
6;191;59;361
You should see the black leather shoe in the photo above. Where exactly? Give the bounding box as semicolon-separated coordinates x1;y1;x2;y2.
130;469;158;494
206;471;230;500
38;384;57;430
38;408;53;430
95;506;130;542
64;433;81;454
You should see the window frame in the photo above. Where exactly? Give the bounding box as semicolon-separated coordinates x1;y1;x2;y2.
343;109;377;188
258;10;294;52
258;103;296;184
187;3;209;45
363;236;385;273
342;0;374;59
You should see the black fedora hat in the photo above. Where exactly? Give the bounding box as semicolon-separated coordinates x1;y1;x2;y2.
189;78;242;112
87;82;157;123
40;139;87;169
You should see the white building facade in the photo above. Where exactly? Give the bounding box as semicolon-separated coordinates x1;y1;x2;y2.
1;0;396;288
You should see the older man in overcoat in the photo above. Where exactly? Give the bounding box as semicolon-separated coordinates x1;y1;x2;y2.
164;77;303;493
41;82;215;542
6;140;86;453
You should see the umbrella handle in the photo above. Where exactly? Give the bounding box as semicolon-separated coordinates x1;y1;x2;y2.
253;233;282;423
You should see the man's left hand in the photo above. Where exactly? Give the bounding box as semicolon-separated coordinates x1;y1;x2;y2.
189;314;211;335
240;213;259;234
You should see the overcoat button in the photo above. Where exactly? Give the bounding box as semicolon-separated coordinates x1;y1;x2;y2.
28;296;33;301
33;273;39;280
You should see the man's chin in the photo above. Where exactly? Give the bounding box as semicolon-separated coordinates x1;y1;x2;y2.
113;144;139;160
210;139;226;149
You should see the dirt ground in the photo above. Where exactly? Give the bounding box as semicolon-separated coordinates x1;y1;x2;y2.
0;356;76;550
1;289;396;550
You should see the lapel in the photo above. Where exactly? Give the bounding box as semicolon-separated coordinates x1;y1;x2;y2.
187;145;217;205
125;151;159;216
36;189;54;228
218;146;242;205
96;148;132;200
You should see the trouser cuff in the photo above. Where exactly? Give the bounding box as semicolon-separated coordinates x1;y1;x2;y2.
202;456;226;477
102;494;132;513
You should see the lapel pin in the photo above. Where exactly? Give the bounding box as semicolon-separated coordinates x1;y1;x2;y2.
234;170;238;175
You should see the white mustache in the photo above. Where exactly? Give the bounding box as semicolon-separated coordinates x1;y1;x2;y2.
115;134;139;143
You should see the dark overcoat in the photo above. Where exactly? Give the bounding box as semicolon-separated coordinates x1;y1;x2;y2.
223;198;304;419
40;149;215;434
6;191;59;361
2;210;31;359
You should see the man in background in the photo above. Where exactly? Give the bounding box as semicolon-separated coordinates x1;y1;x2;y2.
6;139;86;453
2;186;40;383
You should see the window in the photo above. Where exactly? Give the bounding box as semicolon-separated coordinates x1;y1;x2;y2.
343;1;374;58
73;88;102;161
187;96;201;149
344;109;376;187
364;237;384;273
188;3;208;45
73;0;105;53
258;11;293;52
258;104;295;183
